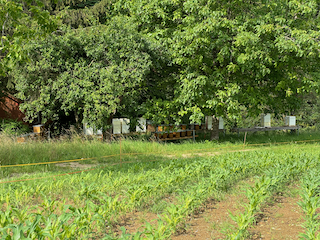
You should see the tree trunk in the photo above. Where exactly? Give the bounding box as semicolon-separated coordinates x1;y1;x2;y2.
103;114;114;141
210;116;219;140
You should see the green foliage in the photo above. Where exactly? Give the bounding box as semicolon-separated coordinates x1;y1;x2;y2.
5;0;320;127
1;145;320;238
13;17;153;128
0;0;58;101
298;171;320;240
0;119;30;135
0;0;58;73
115;0;320;122
296;92;320;128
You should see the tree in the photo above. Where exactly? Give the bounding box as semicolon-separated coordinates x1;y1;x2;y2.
40;0;118;28
0;0;58;97
119;0;320;127
10;0;320;139
13;17;153;134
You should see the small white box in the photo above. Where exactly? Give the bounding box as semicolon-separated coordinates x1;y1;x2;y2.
96;128;102;135
136;118;146;132
83;123;102;135
121;118;130;133
261;114;271;127
83;123;94;135
219;117;224;129
206;116;213;130
112;119;122;134
285;116;296;126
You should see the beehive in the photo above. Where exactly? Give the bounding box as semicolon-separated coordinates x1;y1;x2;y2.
136;118;146;132
206;116;213;130
121;118;130;134
219;117;224;130
96;128;102;135
284;116;296;126
33;124;44;133
83;123;94;135
261;114;271;127
83;123;102;135
112;119;122;134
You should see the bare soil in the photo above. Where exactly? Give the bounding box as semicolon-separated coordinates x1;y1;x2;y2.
55;162;98;169
114;183;305;240
249;186;304;240
171;194;245;240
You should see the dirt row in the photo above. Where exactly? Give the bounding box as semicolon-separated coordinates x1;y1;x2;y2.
116;183;304;240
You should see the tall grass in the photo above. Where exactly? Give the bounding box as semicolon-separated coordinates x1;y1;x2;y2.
1;130;320;177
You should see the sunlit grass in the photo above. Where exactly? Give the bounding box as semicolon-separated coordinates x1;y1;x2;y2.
1;130;320;177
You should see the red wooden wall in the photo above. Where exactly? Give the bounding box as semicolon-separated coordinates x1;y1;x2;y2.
0;94;26;122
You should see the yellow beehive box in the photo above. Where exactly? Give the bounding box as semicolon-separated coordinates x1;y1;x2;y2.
33;124;44;133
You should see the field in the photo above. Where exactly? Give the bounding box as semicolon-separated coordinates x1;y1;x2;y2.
1;132;320;239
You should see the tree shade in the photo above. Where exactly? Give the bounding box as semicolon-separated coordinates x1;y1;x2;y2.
119;0;320;122
14;17;153;130
6;0;320;130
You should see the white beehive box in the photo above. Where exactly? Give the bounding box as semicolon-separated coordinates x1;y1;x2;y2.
261;114;271;127
219;117;224;129
96;128;102;135
121;118;130;133
136;118;146;132
83;123;94;135
284;116;296;126
205;116;213;130
112;119;122;134
83;123;102;135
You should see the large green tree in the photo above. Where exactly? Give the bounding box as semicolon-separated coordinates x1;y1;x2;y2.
40;0;118;28
119;0;320;124
0;0;57;98
13;17;154;132
8;0;320;136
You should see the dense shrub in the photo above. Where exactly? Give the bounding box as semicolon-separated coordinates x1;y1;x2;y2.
0;119;30;135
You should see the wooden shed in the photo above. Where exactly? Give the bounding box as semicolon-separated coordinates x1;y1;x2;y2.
0;93;26;123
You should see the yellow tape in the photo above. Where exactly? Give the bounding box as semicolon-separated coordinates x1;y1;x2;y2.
1;142;320;185
0;153;119;168
1;138;320;169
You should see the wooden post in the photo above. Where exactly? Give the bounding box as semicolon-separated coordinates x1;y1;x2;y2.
210;116;219;140
243;131;247;148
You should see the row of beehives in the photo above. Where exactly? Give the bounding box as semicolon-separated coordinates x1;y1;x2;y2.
83;118;138;135
83;116;225;135
261;114;296;127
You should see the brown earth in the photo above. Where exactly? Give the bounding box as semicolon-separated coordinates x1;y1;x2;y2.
115;183;305;240
171;194;245;240
55;162;98;169
53;149;306;239
249;185;304;240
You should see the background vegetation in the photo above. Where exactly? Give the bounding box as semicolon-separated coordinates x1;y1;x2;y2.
2;0;320;134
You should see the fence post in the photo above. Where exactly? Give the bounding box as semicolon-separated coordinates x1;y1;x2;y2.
243;131;247;148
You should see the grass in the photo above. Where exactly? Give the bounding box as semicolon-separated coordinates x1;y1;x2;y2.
1;138;320;238
1;129;320;178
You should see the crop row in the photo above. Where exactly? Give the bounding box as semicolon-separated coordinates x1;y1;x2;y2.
227;155;320;239
0;148;320;239
298;170;320;240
